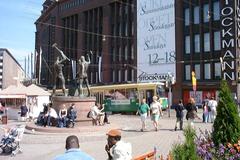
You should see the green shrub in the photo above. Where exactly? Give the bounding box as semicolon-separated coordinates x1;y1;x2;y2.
212;80;240;146
171;125;201;160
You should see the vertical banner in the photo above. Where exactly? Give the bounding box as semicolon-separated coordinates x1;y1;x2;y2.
71;60;76;79
137;0;176;82
191;71;197;92
221;0;237;80
98;56;102;82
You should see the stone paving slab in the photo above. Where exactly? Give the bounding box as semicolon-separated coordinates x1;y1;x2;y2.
0;110;213;160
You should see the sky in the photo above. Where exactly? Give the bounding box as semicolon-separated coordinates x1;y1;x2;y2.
0;0;44;70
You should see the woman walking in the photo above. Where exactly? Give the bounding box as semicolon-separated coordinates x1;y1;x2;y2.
185;97;197;127
137;98;150;131
150;96;163;131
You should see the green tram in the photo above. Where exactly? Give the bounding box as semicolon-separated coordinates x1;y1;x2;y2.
90;82;168;113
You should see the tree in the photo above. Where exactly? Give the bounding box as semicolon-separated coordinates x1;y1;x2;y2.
212;80;240;146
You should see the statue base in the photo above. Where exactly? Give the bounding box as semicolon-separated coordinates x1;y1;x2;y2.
52;96;96;121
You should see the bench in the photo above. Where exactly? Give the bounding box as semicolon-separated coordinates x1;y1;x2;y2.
132;151;155;160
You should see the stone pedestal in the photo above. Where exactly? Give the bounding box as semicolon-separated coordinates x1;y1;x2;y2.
52;96;96;121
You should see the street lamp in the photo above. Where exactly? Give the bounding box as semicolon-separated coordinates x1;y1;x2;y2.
165;72;175;117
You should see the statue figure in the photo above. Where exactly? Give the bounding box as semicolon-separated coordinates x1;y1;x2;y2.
77;52;91;97
52;43;70;96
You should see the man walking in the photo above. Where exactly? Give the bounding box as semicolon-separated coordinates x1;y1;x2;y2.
54;135;94;160
174;100;184;131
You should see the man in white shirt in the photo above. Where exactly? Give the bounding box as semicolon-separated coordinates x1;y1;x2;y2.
208;97;218;123
105;129;132;160
44;103;58;127
90;103;104;125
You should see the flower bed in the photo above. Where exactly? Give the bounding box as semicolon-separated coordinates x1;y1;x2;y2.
196;129;240;160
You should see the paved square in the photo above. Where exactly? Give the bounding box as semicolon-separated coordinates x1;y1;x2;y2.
0;110;212;160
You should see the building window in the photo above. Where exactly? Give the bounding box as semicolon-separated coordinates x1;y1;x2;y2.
125;22;128;36
112;47;116;61
185;36;190;54
204;33;210;52
125;70;128;81
131;45;134;59
124;45;128;60
131;22;134;36
184;8;190;26
194;64;200;79
96;72;98;83
213;1;220;21
131;69;134;81
203;4;209;23
112;70;116;82
194;34;200;53
118;70;121;82
204;63;211;79
185;65;191;80
214;63;221;79
214;31;220;51
90;72;93;84
194;6;200;24
118;47;121;61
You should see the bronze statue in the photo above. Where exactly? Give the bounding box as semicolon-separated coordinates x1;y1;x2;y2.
52;43;70;96
77;52;91;97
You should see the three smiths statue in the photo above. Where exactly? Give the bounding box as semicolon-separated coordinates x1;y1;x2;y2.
77;51;92;97
52;43;70;96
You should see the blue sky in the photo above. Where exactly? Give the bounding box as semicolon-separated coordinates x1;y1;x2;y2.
0;0;44;68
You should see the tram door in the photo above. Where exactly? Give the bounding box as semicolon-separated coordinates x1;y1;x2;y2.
146;90;154;106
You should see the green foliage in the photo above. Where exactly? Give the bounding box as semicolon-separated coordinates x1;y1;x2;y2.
171;125;201;160
212;80;240;146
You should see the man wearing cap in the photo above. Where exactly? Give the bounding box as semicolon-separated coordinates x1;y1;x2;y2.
105;129;132;160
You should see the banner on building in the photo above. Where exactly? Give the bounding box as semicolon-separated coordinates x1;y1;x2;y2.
137;0;176;82
191;71;197;91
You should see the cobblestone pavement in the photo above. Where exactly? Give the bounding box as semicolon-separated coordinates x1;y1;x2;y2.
0;110;212;160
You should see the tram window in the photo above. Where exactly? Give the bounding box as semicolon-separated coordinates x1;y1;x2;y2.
157;85;165;97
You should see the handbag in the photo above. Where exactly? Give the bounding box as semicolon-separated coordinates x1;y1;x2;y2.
87;111;92;118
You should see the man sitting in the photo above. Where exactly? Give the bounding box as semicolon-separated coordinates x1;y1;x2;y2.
44;103;58;127
66;104;77;128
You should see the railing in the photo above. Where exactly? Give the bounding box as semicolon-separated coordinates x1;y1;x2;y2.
132;151;173;160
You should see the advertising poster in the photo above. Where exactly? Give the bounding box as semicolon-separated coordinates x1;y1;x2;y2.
137;0;176;82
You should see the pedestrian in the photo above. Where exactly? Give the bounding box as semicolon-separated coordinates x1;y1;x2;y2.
174;99;184;131
208;97;218;123
202;101;208;123
136;98;150;131
105;129;132;160
185;97;197;127
90;103;104;126
20;102;28;121
53;135;94;160
150;96;163;131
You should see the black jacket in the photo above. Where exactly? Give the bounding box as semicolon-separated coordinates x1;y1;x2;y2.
175;103;184;118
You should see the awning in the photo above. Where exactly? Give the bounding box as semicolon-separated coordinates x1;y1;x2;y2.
0;94;26;98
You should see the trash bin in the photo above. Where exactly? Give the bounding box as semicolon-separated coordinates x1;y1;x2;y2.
2;115;7;124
